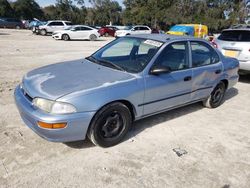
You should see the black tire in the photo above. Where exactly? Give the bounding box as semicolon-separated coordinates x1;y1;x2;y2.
40;29;47;36
104;32;109;37
89;34;97;41
15;25;20;29
62;34;70;41
203;81;226;108
88;102;132;147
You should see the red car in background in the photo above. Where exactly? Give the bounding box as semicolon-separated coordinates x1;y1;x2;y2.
98;26;118;37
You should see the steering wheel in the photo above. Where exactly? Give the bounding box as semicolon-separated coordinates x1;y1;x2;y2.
136;57;148;68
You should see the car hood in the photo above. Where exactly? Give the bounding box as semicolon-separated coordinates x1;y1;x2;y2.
22;59;135;100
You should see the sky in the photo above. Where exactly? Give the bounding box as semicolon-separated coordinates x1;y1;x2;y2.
35;0;124;7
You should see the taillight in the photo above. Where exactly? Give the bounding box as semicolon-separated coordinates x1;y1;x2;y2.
211;40;218;48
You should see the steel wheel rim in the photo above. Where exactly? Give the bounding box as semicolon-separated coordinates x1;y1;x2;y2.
99;111;125;140
211;85;224;105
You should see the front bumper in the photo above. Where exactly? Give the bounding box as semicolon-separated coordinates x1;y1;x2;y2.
52;33;61;40
14;86;96;142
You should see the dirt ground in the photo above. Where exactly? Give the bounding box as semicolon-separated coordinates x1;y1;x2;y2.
0;29;250;188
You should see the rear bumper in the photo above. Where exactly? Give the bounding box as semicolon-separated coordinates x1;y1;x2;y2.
228;74;239;89
239;60;250;71
14;85;95;142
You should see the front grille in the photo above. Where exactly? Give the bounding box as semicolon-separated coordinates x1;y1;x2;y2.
21;87;33;102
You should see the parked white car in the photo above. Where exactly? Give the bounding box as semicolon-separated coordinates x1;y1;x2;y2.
213;28;250;74
115;25;152;37
52;25;100;41
39;20;72;35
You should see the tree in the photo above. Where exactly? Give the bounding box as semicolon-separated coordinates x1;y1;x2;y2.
51;0;87;24
43;5;59;20
0;0;14;17
122;0;245;32
13;0;44;20
88;0;122;25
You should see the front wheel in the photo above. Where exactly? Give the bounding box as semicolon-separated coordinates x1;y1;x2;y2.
88;102;132;147
203;82;226;108
62;34;70;41
40;29;47;36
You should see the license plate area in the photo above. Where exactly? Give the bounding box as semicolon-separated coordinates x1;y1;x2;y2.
224;50;239;58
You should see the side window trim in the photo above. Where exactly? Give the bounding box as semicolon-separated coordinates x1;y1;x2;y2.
190;40;221;68
150;41;190;73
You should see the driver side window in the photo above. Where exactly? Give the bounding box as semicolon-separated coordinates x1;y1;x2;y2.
155;42;189;71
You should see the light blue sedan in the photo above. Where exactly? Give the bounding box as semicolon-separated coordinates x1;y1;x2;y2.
14;34;239;147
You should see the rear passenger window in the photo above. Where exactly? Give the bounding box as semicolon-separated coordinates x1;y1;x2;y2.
191;42;220;67
48;22;64;26
81;27;92;31
140;27;149;30
155;42;189;71
133;27;140;31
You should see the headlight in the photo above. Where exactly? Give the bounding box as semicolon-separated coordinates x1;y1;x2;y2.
33;98;77;114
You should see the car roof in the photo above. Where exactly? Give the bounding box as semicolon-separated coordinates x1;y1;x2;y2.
73;25;96;28
126;34;203;43
132;25;150;27
48;20;71;22
222;28;250;31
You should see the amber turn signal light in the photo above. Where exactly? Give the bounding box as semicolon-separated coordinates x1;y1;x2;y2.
37;121;67;129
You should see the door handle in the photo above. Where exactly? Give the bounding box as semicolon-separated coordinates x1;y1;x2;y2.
215;69;222;74
184;76;192;81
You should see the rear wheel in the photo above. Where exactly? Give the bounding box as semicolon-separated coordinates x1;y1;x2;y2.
89;34;97;41
40;29;47;36
88;102;132;147
104;32;109;37
62;34;70;41
15;25;20;29
203;82;226;108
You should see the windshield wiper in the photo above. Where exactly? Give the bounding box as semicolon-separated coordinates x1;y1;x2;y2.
98;59;126;72
86;56;126;72
86;56;100;64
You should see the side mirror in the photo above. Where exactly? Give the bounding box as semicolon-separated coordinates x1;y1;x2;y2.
71;28;76;31
150;65;171;75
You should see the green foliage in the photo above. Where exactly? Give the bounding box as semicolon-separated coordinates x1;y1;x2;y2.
13;0;44;20
122;0;247;32
87;0;122;25
0;0;14;17
0;0;247;32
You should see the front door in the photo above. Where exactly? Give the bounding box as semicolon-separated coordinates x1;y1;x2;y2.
143;41;193;115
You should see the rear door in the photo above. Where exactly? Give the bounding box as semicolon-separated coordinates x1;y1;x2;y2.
47;21;64;32
80;26;93;39
131;26;140;35
139;26;151;34
190;41;223;101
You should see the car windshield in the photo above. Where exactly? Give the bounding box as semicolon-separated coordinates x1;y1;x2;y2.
87;37;163;73
65;26;73;30
123;26;133;30
218;30;250;42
